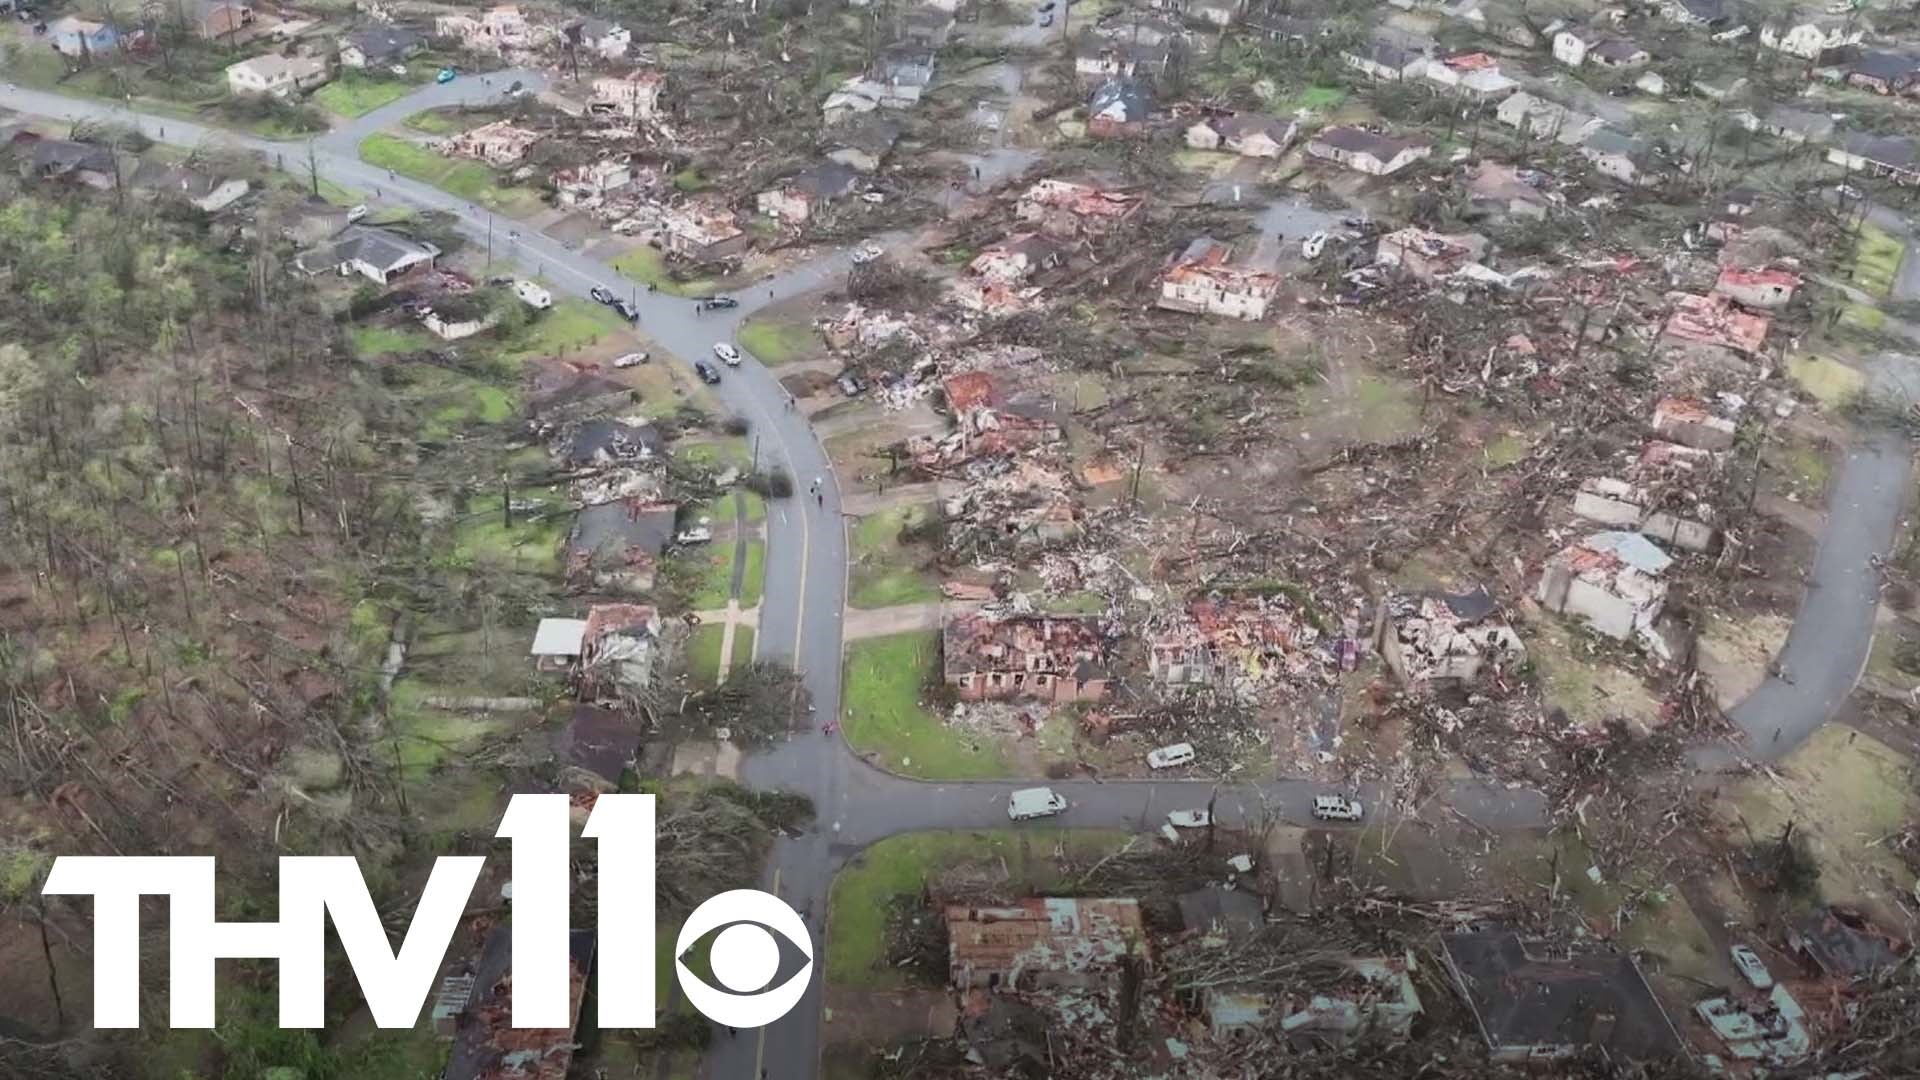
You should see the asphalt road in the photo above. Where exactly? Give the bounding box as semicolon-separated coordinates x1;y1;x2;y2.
3;73;1912;1078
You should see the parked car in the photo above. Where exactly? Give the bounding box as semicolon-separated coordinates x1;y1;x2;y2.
860;191;885;204
694;360;722;385
436;67;457;84
675;524;713;545
612;352;650;369
851;241;883;265
612;299;641;322
1146;742;1196;769
590;286;617;305
1007;787;1067;821
1302;232;1328;259
699;295;739;311
1166;810;1212;828
1730;945;1773;990
345;204;369;223
1311;794;1363;822
713;343;742;366
513;280;553;310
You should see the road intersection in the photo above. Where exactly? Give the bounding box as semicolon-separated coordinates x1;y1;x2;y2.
1;72;1908;1078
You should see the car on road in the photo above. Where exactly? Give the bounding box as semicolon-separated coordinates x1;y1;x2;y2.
675;523;713;545
851;241;884;265
713;342;742;366
436;67;457;84
1166;810;1211;828
1146;742;1196;769
612;299;641;322
698;295;739;311
590;286;617;305
1730;945;1773;989
693;360;722;385
612;351;649;368
1311;794;1363;822
1007;787;1067;821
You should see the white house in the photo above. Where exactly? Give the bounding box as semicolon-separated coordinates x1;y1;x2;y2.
1578;128;1648;184
338;27;424;69
589;70;664;120
1535;530;1673;649
1306;126;1432;176
128;162;250;213
1553;28;1596;66
296;225;439;284
553;159;633;208
1158;236;1280;321
1344;40;1428;81
755;162;861;223
568;17;630;59
1827;133;1920;185
225;54;331;98
1760;12;1865;59
1184;113;1296;157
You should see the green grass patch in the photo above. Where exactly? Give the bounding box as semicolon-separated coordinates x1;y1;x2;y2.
1771;434;1832;495
495;299;630;362
609;246;716;298
313;74;414;118
405;107;471;135
1292;84;1348;110
315;177;361;206
0;847;50;900
1840;303;1887;333
672;167;712;192
1788;353;1866;410
449;504;568;574
849;504;941;609
827;830;1131;988
359;132;544;217
1483;431;1533;467
737;316;819;366
1852;223;1905;298
686;623;756;685
386;680;514;776
351;323;434;358
843;632;1008;778
688;537;764;609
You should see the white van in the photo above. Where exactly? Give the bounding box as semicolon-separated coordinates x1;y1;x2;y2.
1311;794;1363;822
513;280;553;310
1146;742;1196;769
1007;787;1067;821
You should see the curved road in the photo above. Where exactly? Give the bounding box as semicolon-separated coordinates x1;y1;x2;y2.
2;73;1908;1077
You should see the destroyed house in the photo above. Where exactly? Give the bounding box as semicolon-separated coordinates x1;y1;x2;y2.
578;603;661;697
1379;586;1523;687
1827;132;1920;185
1845;50;1920;95
568;502;676;593
1157;236;1280;321
1571;477;1717;553
589;69;664;119
1442;931;1683;1062
442;120;542;167
1148;594;1310;687
440;925;594;1080
561;419;664;467
1650;396;1736;451
1375;228;1483;281
825;117;902;173
1075;37;1173;80
968;233;1063;284
756;162;861;223
1713;266;1800;309
1788;907;1907;978
1015;179;1143;238
26;139;118;188
939;369;1064;451
661;200;747;260
947;898;1149;990
1306;125;1432;176
943;613;1111;703
1277;956;1425;1048
1664;292;1770;355
1535;531;1671;647
1087;78;1153;137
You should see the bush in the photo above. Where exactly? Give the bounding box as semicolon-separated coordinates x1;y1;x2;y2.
721;414;751;436
745;467;794;499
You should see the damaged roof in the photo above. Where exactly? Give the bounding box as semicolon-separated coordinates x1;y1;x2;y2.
444;925;595;1080
1441;930;1684;1060
947;898;1149;986
943;613;1110;679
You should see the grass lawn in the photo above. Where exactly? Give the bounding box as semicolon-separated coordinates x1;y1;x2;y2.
1852;223;1905;298
609;246;716;298
827;830;1131;988
1292;84;1348;110
1789;353;1866;410
313;74;414;118
418;374;518;441
496;299;631;363
405;107;471;135
359;132;545;217
688;537;765;609
386;680;515;777
737;315;819;366
315;177;362;206
843;632;1008;778
849;504;941;609
449;503;568;574
686;623;756;685
351;323;435;357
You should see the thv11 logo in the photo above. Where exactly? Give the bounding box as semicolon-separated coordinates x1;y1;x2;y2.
43;793;811;1030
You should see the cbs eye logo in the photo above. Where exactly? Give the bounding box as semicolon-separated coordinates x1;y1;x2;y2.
675;890;815;1027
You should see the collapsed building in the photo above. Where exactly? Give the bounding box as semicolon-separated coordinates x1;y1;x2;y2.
1378;586;1524;688
943;612;1113;703
1015;178;1145;239
1148;593;1317;694
1157;236;1282;321
947;898;1151;990
1571;476;1718;553
1534;531;1673;658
